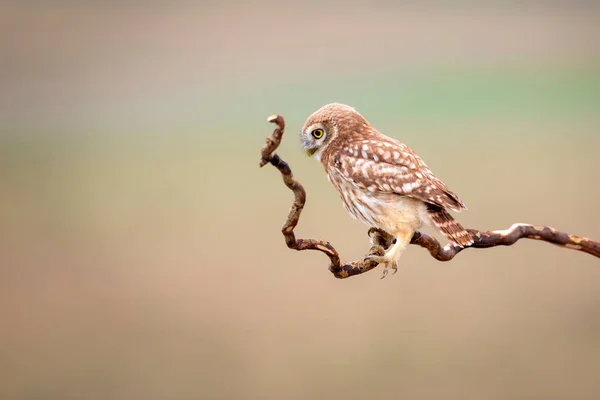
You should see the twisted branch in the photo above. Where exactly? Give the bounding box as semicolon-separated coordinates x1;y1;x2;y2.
260;115;600;279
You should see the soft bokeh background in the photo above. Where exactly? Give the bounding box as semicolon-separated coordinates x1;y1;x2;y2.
1;1;599;399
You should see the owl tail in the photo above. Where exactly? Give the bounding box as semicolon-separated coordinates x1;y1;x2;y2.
426;204;474;247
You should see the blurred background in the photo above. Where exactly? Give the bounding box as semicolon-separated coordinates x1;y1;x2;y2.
1;1;599;399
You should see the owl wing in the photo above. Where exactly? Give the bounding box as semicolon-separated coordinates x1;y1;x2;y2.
330;137;467;212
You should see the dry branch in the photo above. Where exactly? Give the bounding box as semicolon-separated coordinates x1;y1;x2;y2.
259;115;600;279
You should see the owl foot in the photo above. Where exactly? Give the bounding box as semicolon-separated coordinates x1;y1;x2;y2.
381;260;398;279
363;255;398;279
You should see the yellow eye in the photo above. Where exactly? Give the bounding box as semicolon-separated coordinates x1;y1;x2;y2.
311;128;324;139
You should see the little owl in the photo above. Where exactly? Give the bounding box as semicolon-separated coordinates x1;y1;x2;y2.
301;103;473;278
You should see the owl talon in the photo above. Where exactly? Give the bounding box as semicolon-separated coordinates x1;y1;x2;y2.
371;245;385;255
381;267;389;279
364;254;398;278
388;261;398;276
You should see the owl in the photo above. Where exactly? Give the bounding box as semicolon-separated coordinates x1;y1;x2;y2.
301;103;473;278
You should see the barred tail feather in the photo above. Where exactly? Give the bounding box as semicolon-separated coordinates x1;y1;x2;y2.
426;205;474;247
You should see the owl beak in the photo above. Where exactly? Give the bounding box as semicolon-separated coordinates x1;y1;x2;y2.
305;148;316;157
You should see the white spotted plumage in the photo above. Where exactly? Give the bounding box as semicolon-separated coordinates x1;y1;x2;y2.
300;103;473;277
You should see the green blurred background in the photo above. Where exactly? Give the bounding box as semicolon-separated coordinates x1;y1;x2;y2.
1;1;599;399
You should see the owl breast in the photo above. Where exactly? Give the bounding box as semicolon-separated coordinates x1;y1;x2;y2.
327;170;426;236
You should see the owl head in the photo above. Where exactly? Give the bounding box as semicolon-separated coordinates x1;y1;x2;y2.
301;103;367;161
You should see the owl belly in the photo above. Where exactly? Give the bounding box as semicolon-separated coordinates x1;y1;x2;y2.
332;175;426;237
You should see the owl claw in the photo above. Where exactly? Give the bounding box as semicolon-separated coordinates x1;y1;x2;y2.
381;267;389;279
364;255;398;279
381;263;398;279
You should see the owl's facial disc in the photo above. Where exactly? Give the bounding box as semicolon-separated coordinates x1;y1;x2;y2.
301;123;328;157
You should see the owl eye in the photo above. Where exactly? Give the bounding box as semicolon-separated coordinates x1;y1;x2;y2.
311;128;324;139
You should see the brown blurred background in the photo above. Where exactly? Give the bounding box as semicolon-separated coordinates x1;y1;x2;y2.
1;1;599;399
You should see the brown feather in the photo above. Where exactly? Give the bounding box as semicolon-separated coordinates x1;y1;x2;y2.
426;204;473;247
301;103;473;254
